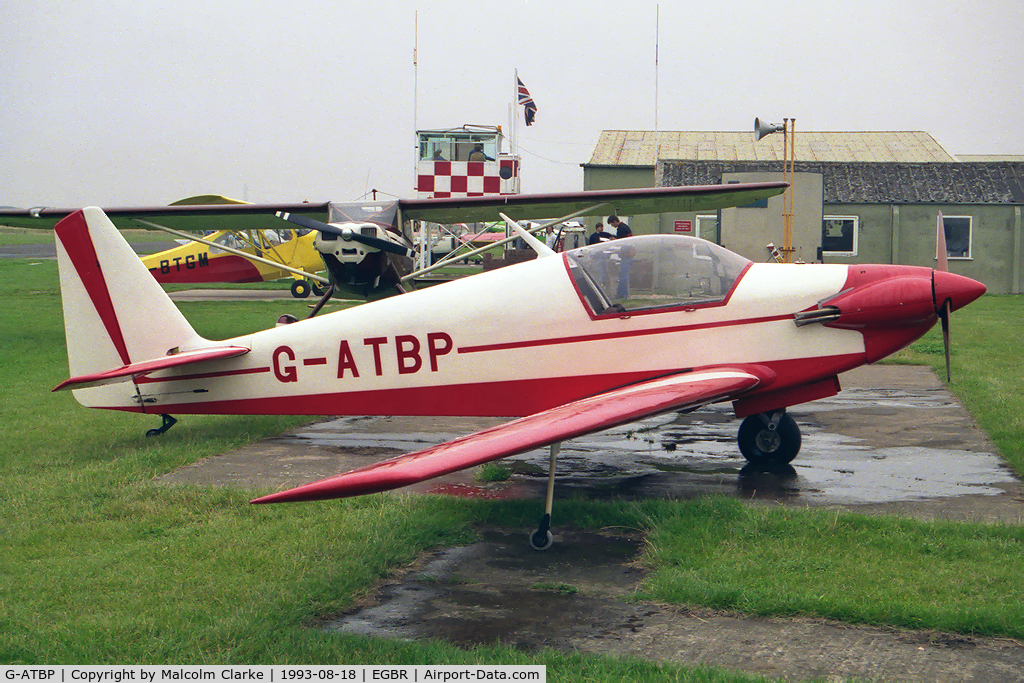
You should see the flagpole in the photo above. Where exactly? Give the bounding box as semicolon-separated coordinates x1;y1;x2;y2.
413;11;419;190
654;5;660;173
512;68;519;160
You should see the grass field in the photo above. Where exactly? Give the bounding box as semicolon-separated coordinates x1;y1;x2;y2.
1;255;1021;676
0;226;175;245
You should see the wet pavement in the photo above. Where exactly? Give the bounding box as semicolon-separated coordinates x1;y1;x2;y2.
325;527;1024;681
168;289;303;302
155;364;1024;680
0;240;178;259
159;364;1023;523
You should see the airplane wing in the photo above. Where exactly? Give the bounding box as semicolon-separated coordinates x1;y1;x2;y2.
250;367;769;504
52;345;250;392
0;202;330;232
2;182;785;231
397;182;788;224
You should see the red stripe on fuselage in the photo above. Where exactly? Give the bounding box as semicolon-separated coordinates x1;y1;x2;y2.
128;354;865;418
132;371;664;417
149;253;264;284
55;211;131;365
134;365;271;384
457;313;795;354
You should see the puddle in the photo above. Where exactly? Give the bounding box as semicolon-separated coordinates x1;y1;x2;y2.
325;529;647;650
157;365;1022;521
276;392;1016;508
321;527;1024;680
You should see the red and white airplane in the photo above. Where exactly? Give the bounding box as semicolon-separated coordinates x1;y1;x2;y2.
50;185;985;549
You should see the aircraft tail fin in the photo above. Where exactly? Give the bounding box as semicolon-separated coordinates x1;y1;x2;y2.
54;207;207;407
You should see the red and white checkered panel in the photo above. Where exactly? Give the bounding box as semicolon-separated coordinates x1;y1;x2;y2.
417;158;519;198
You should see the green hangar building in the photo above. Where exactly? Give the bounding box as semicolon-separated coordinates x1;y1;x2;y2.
582;130;1024;294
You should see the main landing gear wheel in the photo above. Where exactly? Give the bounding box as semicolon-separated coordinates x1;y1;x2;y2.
528;442;561;551
290;279;312;298
146;414;177;437
530;514;554;551
738;410;801;466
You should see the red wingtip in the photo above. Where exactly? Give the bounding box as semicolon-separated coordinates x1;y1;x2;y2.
250;482;335;505
250;472;394;504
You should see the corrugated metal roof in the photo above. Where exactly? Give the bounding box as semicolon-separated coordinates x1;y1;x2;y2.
660;161;1024;204
588;130;957;166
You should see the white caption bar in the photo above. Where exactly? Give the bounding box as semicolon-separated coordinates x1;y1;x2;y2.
2;666;545;683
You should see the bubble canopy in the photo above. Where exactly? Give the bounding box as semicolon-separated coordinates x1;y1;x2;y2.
564;235;752;316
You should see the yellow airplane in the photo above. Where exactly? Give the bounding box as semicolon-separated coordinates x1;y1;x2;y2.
122;195;330;298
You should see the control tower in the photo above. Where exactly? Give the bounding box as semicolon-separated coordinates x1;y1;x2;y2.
415;125;520;198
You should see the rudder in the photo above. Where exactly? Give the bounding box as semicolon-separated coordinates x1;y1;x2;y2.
54;207;205;408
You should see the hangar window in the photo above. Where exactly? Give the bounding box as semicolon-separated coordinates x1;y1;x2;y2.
565;235;750;317
941;216;973;260
822;216;858;255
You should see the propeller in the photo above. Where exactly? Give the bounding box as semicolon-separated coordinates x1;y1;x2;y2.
275;212;412;257
935;211;953;381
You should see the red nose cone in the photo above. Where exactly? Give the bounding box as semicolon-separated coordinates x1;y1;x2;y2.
933;270;986;313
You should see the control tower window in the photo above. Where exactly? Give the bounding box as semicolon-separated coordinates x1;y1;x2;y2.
419;131;499;161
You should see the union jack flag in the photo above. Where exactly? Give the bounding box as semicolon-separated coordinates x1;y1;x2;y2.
517;77;537;126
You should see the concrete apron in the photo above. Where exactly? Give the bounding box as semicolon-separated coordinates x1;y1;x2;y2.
157;364;1022;524
155;364;1024;681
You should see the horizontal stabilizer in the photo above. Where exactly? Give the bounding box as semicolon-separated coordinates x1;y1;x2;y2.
251;367;767;504
53;345;249;392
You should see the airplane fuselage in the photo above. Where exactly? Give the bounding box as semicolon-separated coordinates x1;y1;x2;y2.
76;235;963;420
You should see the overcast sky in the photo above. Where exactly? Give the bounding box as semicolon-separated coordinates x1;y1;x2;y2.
2;0;1021;207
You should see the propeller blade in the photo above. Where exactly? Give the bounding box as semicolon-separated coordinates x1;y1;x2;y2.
276;212;412;256
276;211;334;235
940;299;952;382
936;211;948;273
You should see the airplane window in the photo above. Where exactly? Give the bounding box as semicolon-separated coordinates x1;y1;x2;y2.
565;235;751;315
208;232;240;255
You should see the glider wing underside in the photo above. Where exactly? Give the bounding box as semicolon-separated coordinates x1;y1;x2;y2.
398;182;788;224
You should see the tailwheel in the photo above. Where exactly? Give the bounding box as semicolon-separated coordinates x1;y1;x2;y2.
738;410;801;466
146;414;177;437
529;442;561;551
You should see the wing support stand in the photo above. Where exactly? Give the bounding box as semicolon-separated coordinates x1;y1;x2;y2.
530;441;560;551
146;414;177;437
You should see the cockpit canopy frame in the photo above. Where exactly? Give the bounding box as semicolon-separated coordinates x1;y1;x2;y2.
564;235;752;318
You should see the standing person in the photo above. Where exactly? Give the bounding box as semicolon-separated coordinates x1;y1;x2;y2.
467;143;493;161
588;222;615;245
544;225;559;251
607;215;632;239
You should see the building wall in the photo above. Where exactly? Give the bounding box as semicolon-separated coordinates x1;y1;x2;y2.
581;165;659;234
824;203;1022;294
586;160;1023;293
720;171;823;264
